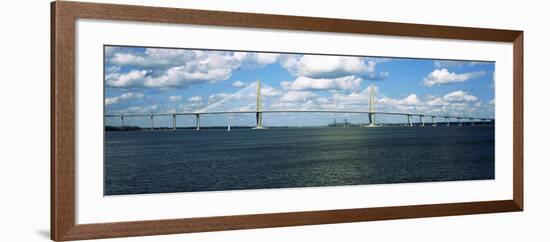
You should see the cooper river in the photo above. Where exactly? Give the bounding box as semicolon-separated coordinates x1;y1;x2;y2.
104;126;494;195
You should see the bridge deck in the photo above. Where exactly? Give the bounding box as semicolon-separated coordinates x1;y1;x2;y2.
105;110;494;121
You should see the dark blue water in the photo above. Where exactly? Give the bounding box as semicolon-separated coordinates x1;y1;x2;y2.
104;126;495;195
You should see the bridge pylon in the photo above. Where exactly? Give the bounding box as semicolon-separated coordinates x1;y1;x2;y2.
195;113;200;130
252;78;266;129
172;114;176;131
367;86;377;127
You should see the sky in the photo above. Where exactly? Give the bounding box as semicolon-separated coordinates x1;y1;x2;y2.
104;46;495;127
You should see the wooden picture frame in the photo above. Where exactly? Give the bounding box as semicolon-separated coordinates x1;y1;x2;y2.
51;1;523;241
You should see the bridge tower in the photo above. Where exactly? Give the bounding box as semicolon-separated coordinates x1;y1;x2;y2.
252;79;265;129
172;114;176;131
368;86;377;127
195;113;200;130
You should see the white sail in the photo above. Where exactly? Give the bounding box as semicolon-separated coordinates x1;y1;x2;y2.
227;124;231;131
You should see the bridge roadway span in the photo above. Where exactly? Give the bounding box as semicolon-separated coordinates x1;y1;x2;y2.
105;110;495;130
105;110;492;120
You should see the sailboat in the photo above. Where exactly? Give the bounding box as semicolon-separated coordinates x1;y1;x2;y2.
227;124;231;132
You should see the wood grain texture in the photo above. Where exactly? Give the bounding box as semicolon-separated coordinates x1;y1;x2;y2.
57;200;520;241
513;33;524;210
51;1;524;241
51;1;77;240
50;2;56;238
55;1;521;42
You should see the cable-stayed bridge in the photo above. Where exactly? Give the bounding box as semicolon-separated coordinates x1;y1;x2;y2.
105;79;495;130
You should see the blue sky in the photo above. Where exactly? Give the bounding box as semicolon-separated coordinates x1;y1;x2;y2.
104;46;495;127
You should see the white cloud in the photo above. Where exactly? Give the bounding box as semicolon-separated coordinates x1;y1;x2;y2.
105;92;144;105
255;53;281;64
232;80;248;88
232;52;281;66
281;75;362;91
280;91;315;102
143;54;237;88
168;96;183;102
426;97;446;106
400;94;422;106
105;48;387;89
281;55;375;78
378;94;421;107
443;90;478;102
187;96;203;102
423;68;485;87
105;49;281;89
105;70;148;87
110;53;145;66
109;49;199;68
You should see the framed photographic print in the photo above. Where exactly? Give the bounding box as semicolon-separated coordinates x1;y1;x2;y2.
51;1;523;241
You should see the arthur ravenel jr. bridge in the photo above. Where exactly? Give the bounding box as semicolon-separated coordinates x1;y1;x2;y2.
105;79;495;130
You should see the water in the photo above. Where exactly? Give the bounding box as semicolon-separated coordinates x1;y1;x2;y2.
105;126;495;195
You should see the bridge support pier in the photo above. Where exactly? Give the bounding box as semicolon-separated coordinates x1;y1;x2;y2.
172;114;176;131
407;115;413;127
445;117;449;126
195;114;200;130
253;112;264;129
121;116;124;131
420;115;425;127
432;116;436;126
368;113;376;127
150;114;154;131
458;117;463;127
